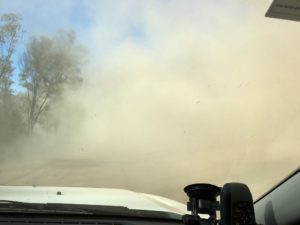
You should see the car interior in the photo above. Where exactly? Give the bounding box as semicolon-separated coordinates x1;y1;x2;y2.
0;168;299;225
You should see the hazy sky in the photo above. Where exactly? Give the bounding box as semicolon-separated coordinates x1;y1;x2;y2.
0;0;299;203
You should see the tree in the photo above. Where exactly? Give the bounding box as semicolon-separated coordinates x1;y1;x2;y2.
0;13;23;145
20;30;84;134
0;13;22;104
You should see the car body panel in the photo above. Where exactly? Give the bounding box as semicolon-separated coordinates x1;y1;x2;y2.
0;186;187;215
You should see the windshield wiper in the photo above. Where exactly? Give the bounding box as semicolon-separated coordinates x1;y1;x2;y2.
0;201;93;215
0;200;28;204
0;201;181;219
0;202;135;217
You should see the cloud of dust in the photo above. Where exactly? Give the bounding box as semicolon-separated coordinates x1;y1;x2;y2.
0;0;300;202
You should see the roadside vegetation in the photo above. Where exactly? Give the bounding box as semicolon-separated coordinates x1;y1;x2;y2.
0;13;86;145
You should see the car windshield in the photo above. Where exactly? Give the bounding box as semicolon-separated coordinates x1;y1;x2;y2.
0;0;299;216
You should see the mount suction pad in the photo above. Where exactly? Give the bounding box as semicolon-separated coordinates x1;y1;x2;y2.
184;183;221;201
184;183;221;216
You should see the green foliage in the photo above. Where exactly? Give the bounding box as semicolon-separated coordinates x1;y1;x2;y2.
0;13;22;94
20;30;84;134
0;94;26;144
0;12;85;139
0;13;24;146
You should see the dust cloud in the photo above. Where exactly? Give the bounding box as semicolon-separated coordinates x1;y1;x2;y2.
0;0;300;202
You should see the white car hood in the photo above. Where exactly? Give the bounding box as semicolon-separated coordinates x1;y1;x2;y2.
0;186;187;215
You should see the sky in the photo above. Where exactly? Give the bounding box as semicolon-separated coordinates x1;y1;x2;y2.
0;0;94;92
0;0;300;204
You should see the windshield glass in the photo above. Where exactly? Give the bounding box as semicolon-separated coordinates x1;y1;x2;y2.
0;0;299;215
255;169;300;225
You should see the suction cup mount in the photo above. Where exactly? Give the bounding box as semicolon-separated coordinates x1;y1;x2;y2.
184;183;221;217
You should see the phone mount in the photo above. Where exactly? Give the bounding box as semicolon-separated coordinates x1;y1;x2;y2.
182;183;258;225
182;184;221;225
